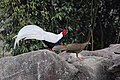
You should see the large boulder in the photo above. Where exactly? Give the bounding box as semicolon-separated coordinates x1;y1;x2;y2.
58;44;120;80
59;52;114;80
0;50;78;80
0;44;120;80
0;49;112;80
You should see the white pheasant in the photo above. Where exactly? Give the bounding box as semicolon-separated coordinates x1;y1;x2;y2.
14;25;67;49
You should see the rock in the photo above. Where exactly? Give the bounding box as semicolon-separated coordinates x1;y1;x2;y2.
59;52;114;80
109;44;120;53
1;44;120;80
108;55;120;80
80;50;114;59
74;57;114;80
59;51;79;63
80;44;120;59
0;50;78;80
108;54;120;73
72;61;94;80
115;77;120;80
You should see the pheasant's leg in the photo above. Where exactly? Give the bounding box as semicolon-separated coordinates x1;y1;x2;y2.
76;53;84;60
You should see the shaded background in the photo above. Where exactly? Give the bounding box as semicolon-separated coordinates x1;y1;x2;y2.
0;0;120;56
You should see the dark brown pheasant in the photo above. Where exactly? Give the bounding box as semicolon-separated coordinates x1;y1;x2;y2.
52;42;91;59
52;45;67;52
66;42;91;59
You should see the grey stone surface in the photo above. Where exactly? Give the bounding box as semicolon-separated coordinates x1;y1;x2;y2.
109;44;120;53
108;55;120;80
59;52;114;80
0;50;78;80
1;44;120;80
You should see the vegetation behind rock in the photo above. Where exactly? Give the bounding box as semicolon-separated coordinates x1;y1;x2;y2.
0;0;120;56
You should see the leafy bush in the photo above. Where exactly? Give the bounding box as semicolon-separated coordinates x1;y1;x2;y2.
0;0;120;56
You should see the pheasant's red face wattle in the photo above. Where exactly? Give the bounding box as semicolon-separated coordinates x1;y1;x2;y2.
62;29;67;36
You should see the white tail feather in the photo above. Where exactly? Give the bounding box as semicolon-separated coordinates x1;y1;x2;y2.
14;25;63;49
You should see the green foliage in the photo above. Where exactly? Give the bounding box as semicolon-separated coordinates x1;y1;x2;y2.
0;0;120;56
